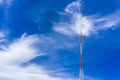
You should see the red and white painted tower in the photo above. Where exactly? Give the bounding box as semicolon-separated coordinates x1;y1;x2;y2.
80;30;84;80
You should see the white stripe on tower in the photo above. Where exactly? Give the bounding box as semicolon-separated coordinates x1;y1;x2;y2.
80;30;84;80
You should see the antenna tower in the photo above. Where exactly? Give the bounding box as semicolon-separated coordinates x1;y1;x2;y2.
80;29;84;80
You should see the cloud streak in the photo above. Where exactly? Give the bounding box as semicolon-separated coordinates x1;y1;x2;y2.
0;34;58;80
0;33;78;80
0;34;40;65
93;10;120;30
53;0;120;37
53;0;94;36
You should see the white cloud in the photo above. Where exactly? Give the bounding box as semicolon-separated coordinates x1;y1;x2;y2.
93;10;120;30
0;34;40;65
65;0;80;14
53;1;94;37
0;34;58;80
0;65;59;80
0;34;78;80
53;0;120;37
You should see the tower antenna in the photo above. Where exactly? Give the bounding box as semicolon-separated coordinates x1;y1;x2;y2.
80;29;84;80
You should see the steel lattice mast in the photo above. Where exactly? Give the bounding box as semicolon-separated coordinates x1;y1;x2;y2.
80;29;84;80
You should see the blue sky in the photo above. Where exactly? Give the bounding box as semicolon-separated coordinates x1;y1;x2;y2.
0;0;120;80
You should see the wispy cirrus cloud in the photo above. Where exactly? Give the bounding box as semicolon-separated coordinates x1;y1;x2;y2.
0;34;40;65
53;0;94;37
53;0;120;37
0;33;78;80
0;34;50;80
0;34;57;80
93;10;120;30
